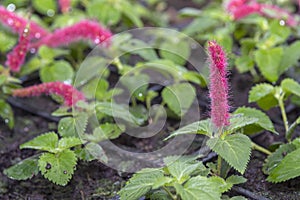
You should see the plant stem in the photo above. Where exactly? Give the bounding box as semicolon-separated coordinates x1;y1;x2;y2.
217;155;222;176
278;96;289;135
163;186;176;200
251;142;271;155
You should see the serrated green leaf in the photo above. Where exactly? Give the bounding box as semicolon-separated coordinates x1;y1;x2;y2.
281;78;300;97
4;158;39;180
149;190;171;200
118;169;164;200
234;107;277;134
235;56;255;73
207;134;252;174
38;150;77;186
0;99;14;129
165;119;212;140
152;176;173;189
263;143;296;175
159;39;190;65
86;123;125;143
167;160;203;183
40;61;74;83
96;102;143;125
85;142;108;163
162;83;196;117
20;132;58;153
174;176;222;200
58;137;82;150
226;175;247;185
249;83;275;103
226;115;258;135
267;148;300;183
279;41;300;75
254;48;283;83
58;113;88;137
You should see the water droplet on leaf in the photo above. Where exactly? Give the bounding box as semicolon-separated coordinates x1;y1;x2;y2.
7;4;16;12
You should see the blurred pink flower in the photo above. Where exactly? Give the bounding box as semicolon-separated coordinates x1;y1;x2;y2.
5;26;30;72
13;82;85;106
0;6;48;40
59;0;71;13
30;20;112;49
208;41;230;128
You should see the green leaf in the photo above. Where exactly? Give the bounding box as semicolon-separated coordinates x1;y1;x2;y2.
159;39;190;65
165;119;212;140
40;61;74;83
179;7;202;17
58;137;82;150
182;71;207;87
118;169;164;200
281;78;300;97
86;123;125;142
38;150;77;186
226;175;247;185
207;134;252;174
0;99;14;129
121;1;143;27
226;114;258;135
96;102;143;125
85;142;108;163
162;83;196;117
20;132;58;153
4;158;39;180
149;190;171;200
0;31;16;53
120;73;149;101
249;83;275;103
263;143;296;175
58;113;88;137
234;107;277;134
32;0;57;15
174;176;222;200
254;48;283;83
235;56;255;73
183;17;218;35
279;41;300;74
267;148;300;183
87;1;121;26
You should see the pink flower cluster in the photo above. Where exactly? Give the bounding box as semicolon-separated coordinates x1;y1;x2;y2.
30;20;112;49
226;0;298;26
59;0;71;13
5;26;30;72
0;6;48;40
208;41;230;128
12;82;85;106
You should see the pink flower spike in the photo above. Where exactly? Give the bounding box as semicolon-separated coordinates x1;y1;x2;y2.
226;0;248;12
5;25;30;72
207;41;230;129
59;0;71;13
30;20;112;49
231;3;262;20
0;6;48;40
12;82;86;107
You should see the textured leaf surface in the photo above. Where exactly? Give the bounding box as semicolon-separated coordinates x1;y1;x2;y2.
162;83;196;117
4;158;39;180
249;83;275;103
85;142;108;163
254;48;283;83
281;78;300;97
0;99;14;129
174;176;222;200
234;107;277;134
58;137;82;150
118;169;164;200
279;41;300;74
165;119;212;140
20;132;58;153
267;148;300;183
207;134;251;174
167;159;203;182
38;150;77;186
58;113;88;137
226;115;258;135
263;143;296;175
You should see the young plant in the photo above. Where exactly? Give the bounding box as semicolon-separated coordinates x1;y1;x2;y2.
118;41;275;199
249;78;300;182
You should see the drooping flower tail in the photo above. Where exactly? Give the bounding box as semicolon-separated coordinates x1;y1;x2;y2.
59;0;71;13
0;6;48;40
208;41;230;128
30;20;112;49
5;26;30;72
12;82;85;106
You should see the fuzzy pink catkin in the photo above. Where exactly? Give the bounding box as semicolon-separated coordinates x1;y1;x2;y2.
12;82;85;106
0;6;48;40
5;26;30;72
59;0;71;13
30;20;112;49
208;41;230;128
